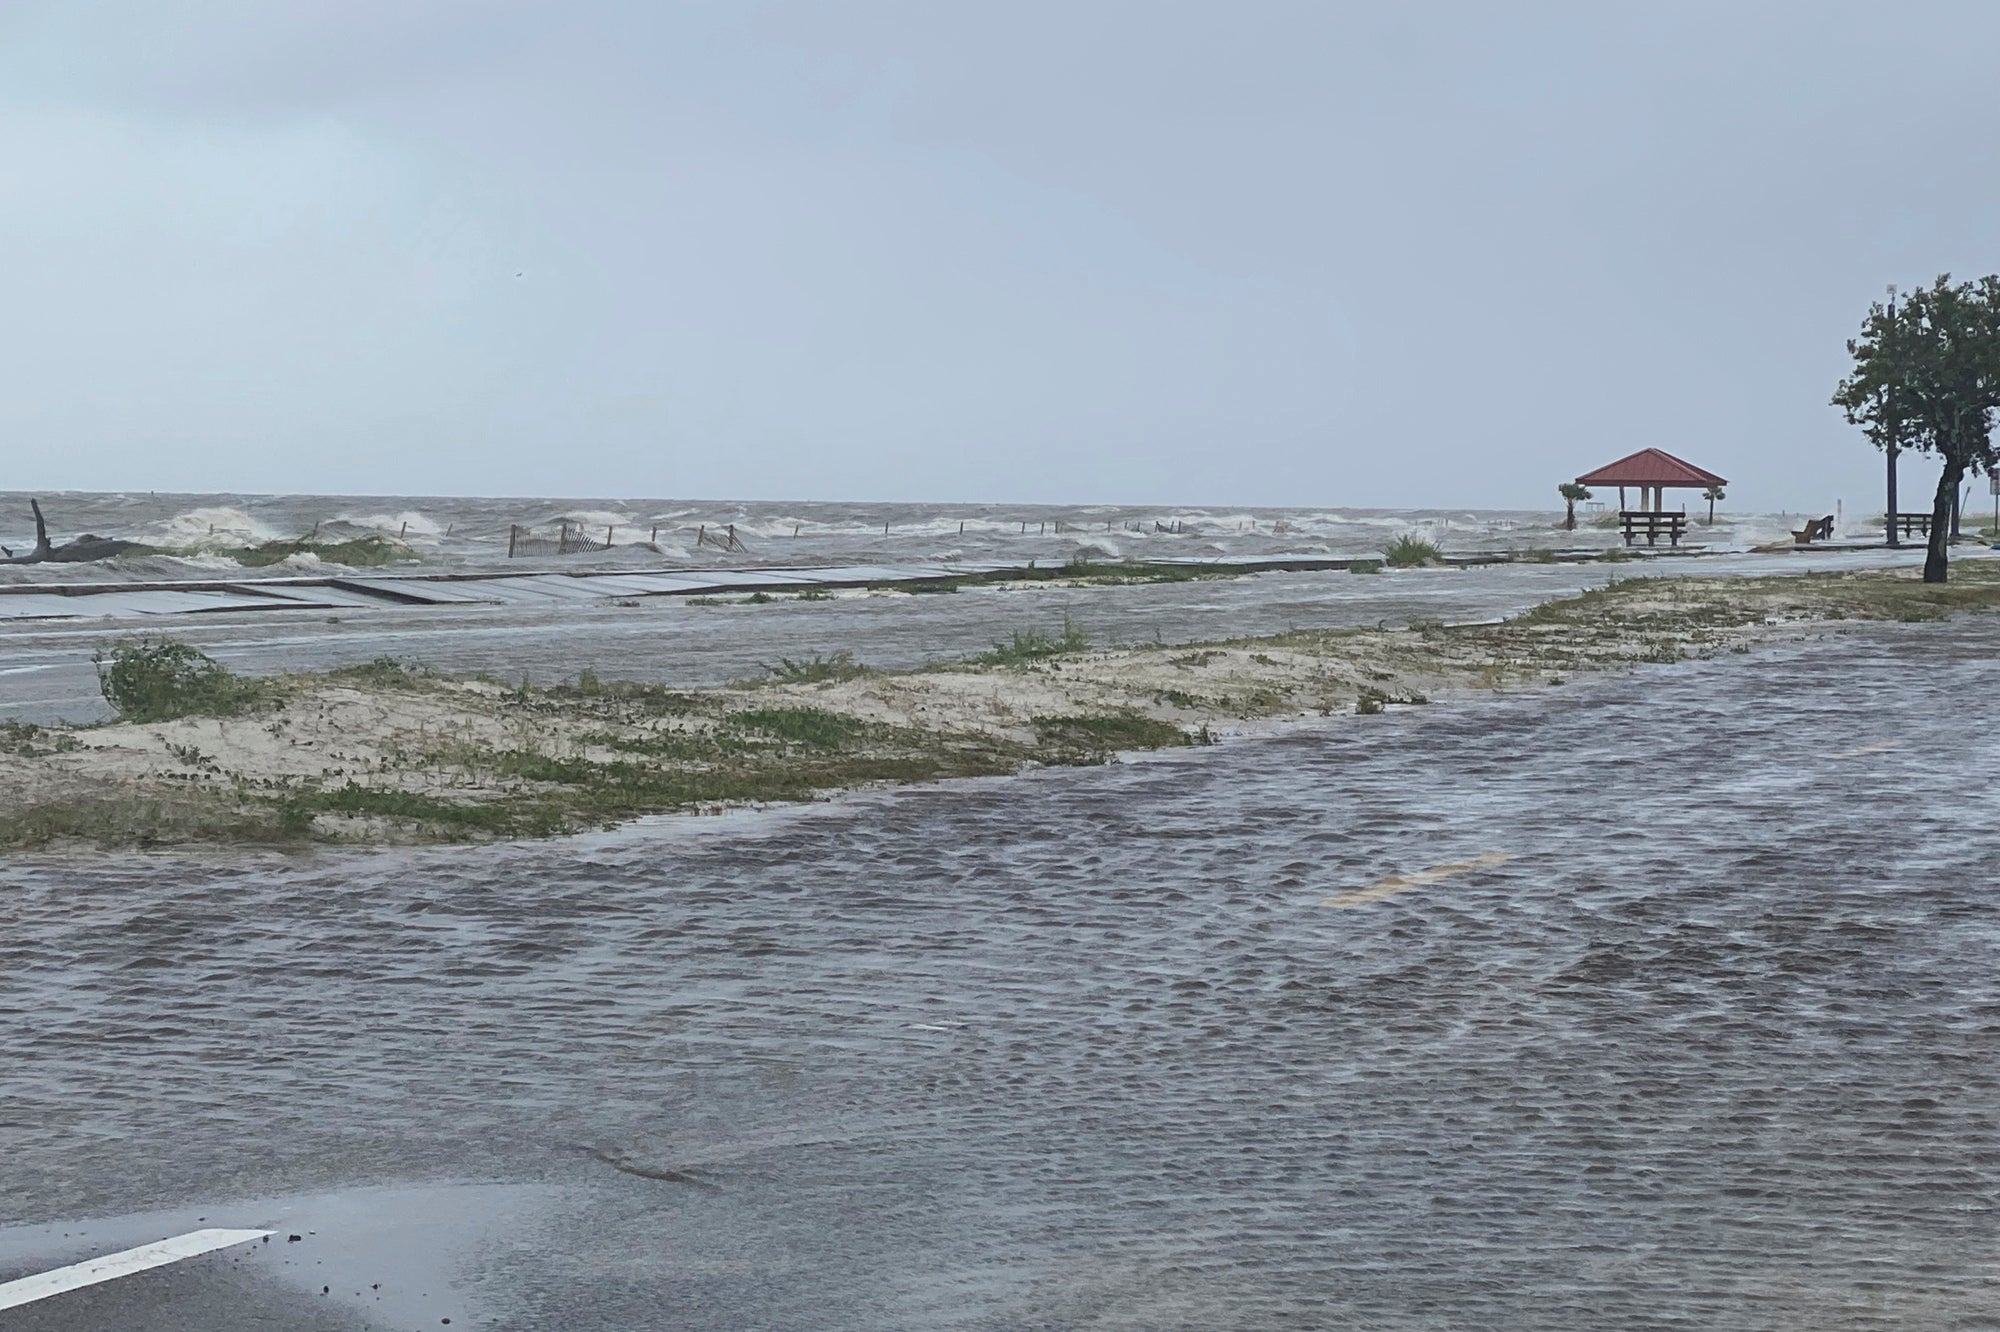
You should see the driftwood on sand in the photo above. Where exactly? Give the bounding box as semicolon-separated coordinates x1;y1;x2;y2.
0;499;145;564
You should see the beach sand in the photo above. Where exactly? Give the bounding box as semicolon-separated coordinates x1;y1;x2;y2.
3;562;1995;849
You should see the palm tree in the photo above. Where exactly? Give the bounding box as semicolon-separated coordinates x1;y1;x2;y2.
1702;483;1725;525
1558;482;1591;531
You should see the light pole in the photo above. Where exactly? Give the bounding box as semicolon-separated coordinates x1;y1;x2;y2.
1885;285;1900;548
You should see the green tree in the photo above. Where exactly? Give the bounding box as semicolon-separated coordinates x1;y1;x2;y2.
1833;274;2000;582
1702;484;1724;525
1557;482;1590;531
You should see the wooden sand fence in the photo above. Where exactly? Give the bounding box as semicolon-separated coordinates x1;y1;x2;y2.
507;520;615;558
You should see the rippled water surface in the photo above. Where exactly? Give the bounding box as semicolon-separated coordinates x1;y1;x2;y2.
5;621;2000;1328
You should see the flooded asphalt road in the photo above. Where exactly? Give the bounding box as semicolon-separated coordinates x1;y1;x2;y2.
0;547;1956;725
5;616;2000;1328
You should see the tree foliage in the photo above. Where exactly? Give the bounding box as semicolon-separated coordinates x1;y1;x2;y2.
1833;274;2000;582
1557;482;1590;531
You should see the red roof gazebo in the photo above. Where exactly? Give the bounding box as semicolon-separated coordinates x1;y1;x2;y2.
1576;448;1728;514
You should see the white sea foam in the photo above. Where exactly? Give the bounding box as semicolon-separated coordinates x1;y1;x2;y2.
141;507;288;546
338;511;445;540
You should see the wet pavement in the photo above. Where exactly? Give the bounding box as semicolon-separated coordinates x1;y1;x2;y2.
4;613;1999;1327
0;546;1966;725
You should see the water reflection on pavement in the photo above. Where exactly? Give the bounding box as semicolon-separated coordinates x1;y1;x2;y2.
4;619;1999;1327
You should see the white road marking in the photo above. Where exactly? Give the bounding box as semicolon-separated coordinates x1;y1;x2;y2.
1321;851;1514;908
0;1228;271;1310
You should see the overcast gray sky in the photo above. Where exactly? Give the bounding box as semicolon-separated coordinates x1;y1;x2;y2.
0;1;1993;509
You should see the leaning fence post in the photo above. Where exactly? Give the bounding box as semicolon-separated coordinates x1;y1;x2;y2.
606;525;614;546
508;525;517;558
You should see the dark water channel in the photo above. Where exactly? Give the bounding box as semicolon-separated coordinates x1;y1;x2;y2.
4;621;1999;1328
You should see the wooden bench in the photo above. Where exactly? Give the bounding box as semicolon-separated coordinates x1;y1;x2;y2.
1619;510;1687;547
1890;512;1932;538
1792;515;1835;544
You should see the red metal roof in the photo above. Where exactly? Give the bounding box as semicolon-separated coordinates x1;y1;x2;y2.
1575;448;1727;488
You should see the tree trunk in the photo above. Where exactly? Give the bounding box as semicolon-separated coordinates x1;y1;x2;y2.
1706;497;1715;525
1564;500;1576;531
1924;462;1961;583
0;499;54;564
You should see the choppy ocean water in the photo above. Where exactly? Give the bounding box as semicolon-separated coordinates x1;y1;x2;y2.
0;491;1816;585
4;619;1999;1328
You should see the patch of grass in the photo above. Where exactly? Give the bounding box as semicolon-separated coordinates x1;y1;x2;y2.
727;706;863;748
1355;687;1388;715
163;740;212;768
1033;713;1189;755
0;788;299;848
283;783;530;830
1384;535;1442;568
539;677;701;715
1348;559;1383;574
0;721;79;757
795;588;833;601
328;657;432;687
765;652;868;684
94;638;276;722
973;618;1091;666
744;591;774;605
1517;548;1559;564
1598;546;1638;562
230;535;415;568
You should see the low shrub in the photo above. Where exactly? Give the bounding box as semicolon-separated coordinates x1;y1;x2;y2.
94;639;273;722
727;706;863;748
328;657;431;686
974;618;1090;666
1033;713;1188;753
766;652;867;684
1384;535;1442;568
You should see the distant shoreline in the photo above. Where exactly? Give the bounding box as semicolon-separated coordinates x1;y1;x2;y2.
2;563;1995;852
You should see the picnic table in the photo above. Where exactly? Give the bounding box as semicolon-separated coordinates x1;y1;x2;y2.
1618;510;1687;547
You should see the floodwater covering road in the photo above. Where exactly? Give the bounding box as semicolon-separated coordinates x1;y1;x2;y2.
4;612;1999;1328
0;546;1961;725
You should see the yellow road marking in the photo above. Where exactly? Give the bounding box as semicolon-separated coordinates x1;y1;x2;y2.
1832;739;1900;758
1320;851;1514;908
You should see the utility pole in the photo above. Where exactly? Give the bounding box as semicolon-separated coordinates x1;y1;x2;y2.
1885;285;1900;548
